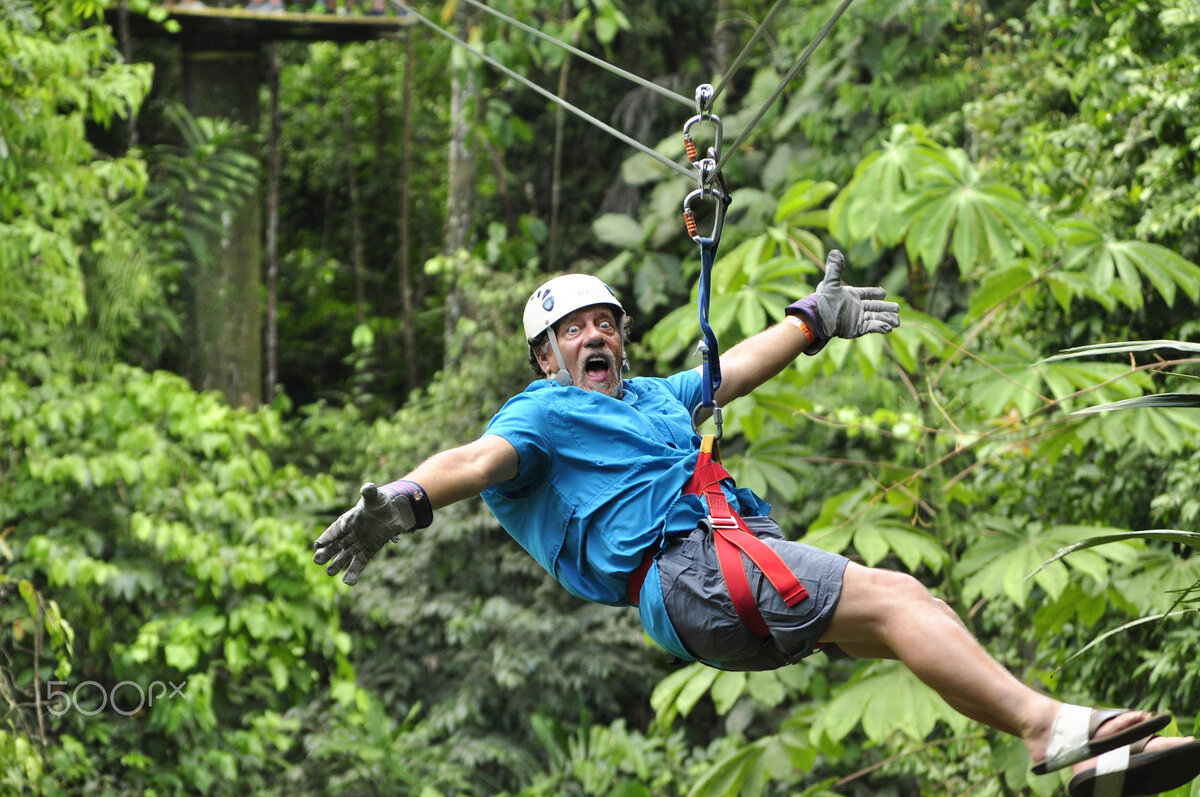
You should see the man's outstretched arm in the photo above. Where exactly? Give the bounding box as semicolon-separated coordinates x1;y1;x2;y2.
405;434;519;509
709;250;901;407
313;434;519;585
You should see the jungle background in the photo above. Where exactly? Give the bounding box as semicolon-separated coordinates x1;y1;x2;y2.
4;0;1200;794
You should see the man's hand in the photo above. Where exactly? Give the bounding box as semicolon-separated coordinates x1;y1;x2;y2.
786;250;901;354
313;480;432;586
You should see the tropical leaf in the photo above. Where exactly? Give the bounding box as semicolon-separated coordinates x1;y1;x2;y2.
884;309;955;373
685;737;772;797
724;435;812;501
1041;339;1200;363
774;179;838;226
1029;529;1200;577
806;488;949;573
953;338;1151;418
1058;219;1200;310
1061;613;1177;666
956;520;1142;608
1073;406;1200;455
1069;393;1200;414
899;146;1054;274
644;228;819;368
829;123;937;248
812;661;968;744
966;262;1037;321
650;663;718;727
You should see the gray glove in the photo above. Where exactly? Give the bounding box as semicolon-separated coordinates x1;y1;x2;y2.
786;250;900;354
313;480;432;586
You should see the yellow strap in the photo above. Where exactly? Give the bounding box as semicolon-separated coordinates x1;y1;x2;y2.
699;433;721;460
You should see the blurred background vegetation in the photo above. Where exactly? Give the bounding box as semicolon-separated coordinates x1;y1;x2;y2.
3;1;1200;794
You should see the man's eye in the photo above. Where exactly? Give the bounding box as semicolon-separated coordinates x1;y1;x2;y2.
600;321;614;331
565;324;581;336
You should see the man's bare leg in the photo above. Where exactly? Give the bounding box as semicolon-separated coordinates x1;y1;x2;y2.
821;562;1193;768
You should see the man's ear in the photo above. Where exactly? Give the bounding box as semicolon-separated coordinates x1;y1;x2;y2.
533;345;557;377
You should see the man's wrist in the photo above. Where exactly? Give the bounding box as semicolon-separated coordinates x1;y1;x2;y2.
783;314;816;346
784;295;829;355
379;479;434;529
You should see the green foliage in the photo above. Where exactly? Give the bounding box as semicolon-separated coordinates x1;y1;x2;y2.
1;362;355;794
8;1;1200;795
624;5;1200;789
0;0;151;356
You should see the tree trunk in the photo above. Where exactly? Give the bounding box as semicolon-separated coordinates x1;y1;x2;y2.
264;42;281;404
341;81;367;326
442;6;479;365
398;31;418;389
547;3;575;273
117;0;138;148
714;0;734;79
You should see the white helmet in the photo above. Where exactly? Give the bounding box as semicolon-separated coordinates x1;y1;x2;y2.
523;274;624;342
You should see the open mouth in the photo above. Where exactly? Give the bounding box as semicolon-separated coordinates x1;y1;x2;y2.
584;354;612;382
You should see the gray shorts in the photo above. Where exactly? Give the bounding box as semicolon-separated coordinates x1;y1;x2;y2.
657;516;848;671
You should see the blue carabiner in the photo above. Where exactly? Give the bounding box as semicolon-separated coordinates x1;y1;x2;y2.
685;186;729;437
695;233;722;407
683;184;727;248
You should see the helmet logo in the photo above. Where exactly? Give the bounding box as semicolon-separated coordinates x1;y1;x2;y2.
541;292;554;312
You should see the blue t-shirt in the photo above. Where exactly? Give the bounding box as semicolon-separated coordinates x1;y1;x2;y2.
481;370;770;659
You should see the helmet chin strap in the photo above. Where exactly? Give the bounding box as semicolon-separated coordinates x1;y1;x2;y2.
546;332;573;386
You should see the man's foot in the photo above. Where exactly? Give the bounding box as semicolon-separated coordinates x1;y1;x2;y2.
1069;737;1200;796
1030;705;1172;774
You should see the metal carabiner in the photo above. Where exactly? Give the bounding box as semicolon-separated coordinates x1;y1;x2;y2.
691;401;723;440
683;112;723;168
683;184;727;244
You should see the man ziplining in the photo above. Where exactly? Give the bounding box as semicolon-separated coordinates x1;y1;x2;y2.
314;253;1200;797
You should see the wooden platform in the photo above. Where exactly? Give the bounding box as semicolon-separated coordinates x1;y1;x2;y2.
126;4;414;46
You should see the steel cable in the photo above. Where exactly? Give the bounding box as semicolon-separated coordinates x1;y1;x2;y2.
390;0;855;183
390;0;695;180
458;0;694;108
714;0;856;174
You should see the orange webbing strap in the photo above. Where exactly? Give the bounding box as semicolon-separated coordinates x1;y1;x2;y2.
683;435;808;637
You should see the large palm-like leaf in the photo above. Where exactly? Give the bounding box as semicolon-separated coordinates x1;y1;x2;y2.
813;660;970;744
828;123;938;248
805;488;949;573
1056;220;1200;310
829;124;1055;274
956;519;1142;609
900;147;1056;274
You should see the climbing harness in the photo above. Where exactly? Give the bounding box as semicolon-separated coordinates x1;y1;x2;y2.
627;433;808;638
682;84;731;438
685;435;807;634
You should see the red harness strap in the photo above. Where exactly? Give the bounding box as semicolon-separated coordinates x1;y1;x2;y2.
682;435;808;636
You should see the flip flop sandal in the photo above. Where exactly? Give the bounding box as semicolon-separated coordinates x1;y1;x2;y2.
1068;738;1200;797
1032;705;1173;775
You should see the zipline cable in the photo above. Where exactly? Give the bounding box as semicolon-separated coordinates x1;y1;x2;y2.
390;0;696;180
458;0;694;109
386;0;856;437
714;0;856;174
709;0;790;105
